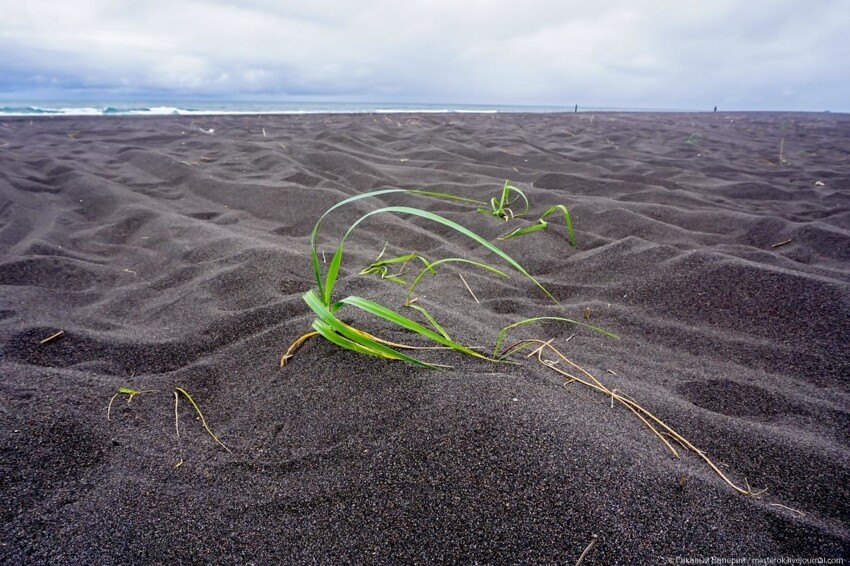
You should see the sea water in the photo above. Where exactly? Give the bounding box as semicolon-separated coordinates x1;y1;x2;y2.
0;100;695;117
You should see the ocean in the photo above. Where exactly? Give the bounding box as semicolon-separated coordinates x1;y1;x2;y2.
0;100;700;117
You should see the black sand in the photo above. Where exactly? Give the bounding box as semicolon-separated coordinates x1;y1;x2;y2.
1;112;848;563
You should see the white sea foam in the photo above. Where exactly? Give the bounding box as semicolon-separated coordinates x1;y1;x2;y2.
129;106;182;115
0;101;590;117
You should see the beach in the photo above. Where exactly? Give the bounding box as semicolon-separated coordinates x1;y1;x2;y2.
1;111;848;563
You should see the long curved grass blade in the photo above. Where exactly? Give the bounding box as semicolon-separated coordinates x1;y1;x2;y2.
494;316;619;358
406;303;452;341
541;204;576;248
311;189;403;298
310;189;486;298
338;295;493;361
324;205;558;307
405;258;510;305
304;290;436;367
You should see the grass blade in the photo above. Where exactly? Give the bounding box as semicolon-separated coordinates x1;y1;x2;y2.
339;295;493;361
494;316;619;358
405;258;510;305
497;204;576;248
406;303;453;341
541;204;576;248
304;290;436;367
311;319;398;360
174;387;231;453
325;205;558;307
310;188;486;298
498;222;548;240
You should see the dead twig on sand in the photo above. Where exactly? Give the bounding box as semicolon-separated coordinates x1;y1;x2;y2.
575;534;598;566
39;330;65;344
502;339;766;497
769;503;804;516
458;272;479;304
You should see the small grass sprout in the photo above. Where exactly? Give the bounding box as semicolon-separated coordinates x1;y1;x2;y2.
107;387;155;420
174;387;231;453
477;180;529;220
497;204;576;248
108;386;230;455
359;243;433;285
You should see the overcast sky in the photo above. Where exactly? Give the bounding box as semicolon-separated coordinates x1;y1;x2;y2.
1;0;848;111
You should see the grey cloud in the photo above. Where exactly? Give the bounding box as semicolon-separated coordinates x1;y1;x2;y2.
1;0;847;110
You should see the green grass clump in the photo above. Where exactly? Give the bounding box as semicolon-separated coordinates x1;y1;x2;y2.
477;180;529;220
476;181;576;246
282;182;601;368
279;182;766;497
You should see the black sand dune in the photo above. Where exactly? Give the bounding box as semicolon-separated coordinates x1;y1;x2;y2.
1;112;848;563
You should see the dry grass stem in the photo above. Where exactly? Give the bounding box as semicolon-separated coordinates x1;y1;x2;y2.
174;391;180;436
771;239;792;248
281;331;319;366
458;272;479;303
174;387;231;453
39;330;64;344
508;339;764;496
575;534;598;566
107;394;120;421
768;503;804;516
